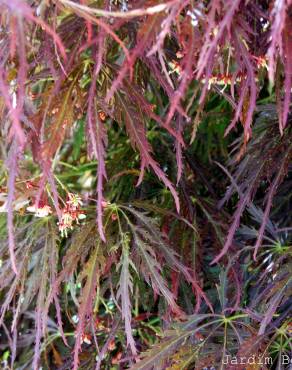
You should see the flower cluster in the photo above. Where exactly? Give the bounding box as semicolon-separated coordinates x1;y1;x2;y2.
253;55;268;70
169;53;268;84
58;193;85;237
201;73;246;88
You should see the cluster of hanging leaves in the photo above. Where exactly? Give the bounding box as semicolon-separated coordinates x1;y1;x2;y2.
0;0;291;369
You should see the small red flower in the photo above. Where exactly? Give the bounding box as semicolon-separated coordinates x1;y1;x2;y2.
101;200;110;209
111;213;118;221
108;339;116;351
25;180;36;189
98;111;107;122
80;333;92;345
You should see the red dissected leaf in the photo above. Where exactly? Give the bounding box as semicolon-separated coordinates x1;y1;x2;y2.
281;13;292;132
175;117;183;185
86;49;108;241
42;76;78;159
115;92;180;212
267;0;287;84
73;247;101;370
0;3;291;369
116;246;137;355
5;141;22;274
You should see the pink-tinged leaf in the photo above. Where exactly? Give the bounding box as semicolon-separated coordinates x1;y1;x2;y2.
281;20;292;132
123;81;184;145
142;56;188;119
52;293;68;346
224;76;249;137
48;226;68;346
117;248;137;355
3;0;66;60
9;16;17;59
196;0;241;79
61;6;129;64
258;282;288;336
106;14;163;103
211;191;251;265
175;118;183;185
80;0;92;43
73;247;100;370
133;229;182;316
0;68;26;146
6;141;23;275
147;2;183;57
95;118;108;242
233;32;257;142
13;18;27;142
160;244;212;312
137;157;146;187
267;0;287;84
32;266;49;370
253;158;289;260
41;74;78;160
31;223;60;369
31;16;67;61
223;34;257;142
164;29;194;126
87;47;107;241
126;208;212;313
230;266;241;312
117;95;180;212
158;50;175;90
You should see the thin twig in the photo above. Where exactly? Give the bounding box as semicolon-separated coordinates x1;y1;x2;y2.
58;0;175;18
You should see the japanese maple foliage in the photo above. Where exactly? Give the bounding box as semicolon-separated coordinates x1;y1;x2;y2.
0;1;291;369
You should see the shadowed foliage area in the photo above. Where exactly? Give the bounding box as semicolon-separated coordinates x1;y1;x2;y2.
0;0;291;369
